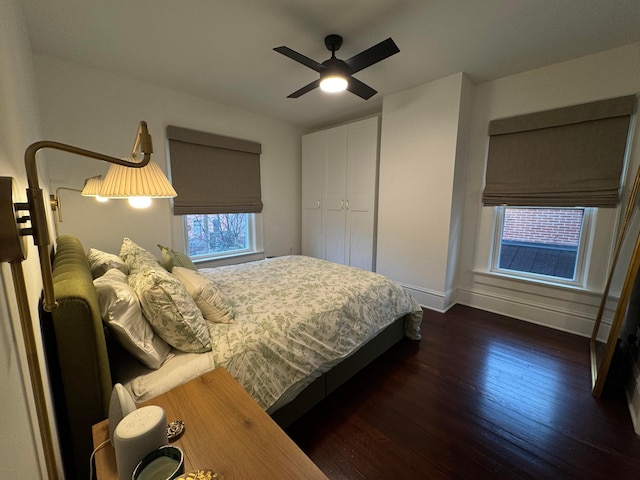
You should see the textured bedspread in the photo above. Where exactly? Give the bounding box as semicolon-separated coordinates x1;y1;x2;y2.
200;255;422;411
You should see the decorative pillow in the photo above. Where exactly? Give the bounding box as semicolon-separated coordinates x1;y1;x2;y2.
128;267;211;353
93;269;171;369
172;267;235;324
87;248;128;279
119;237;162;271
158;244;197;271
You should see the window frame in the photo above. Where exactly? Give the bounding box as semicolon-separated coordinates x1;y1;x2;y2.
490;206;595;288
171;212;264;267
183;212;257;260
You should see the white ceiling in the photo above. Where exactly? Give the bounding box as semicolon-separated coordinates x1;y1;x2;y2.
20;0;640;129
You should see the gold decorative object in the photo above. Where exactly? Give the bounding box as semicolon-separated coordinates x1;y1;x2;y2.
177;470;226;480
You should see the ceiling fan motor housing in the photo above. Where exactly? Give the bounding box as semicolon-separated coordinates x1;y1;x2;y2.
324;34;343;54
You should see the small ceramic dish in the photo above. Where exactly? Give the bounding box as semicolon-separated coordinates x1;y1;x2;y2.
132;445;185;480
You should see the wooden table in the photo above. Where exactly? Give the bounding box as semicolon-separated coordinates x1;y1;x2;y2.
92;368;328;479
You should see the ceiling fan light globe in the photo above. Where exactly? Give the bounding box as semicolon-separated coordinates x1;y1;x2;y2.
320;76;348;93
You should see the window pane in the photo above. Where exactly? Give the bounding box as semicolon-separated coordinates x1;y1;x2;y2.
185;213;249;257
498;208;583;280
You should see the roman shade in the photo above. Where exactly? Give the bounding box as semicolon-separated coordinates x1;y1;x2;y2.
483;95;636;207
167;126;263;215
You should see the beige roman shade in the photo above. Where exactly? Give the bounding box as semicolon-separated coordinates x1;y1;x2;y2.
167;125;263;215
483;95;636;207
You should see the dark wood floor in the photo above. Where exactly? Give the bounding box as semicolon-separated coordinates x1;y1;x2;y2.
286;305;640;479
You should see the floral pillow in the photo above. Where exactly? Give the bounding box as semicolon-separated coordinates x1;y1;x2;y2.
93;269;171;369
119;237;162;271
172;267;235;324
128;267;211;353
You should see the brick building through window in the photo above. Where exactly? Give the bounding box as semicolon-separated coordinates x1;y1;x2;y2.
497;207;584;280
502;208;582;247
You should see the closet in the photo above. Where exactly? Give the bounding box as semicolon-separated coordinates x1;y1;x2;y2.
301;116;379;271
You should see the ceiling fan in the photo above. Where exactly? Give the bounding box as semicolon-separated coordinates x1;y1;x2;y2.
273;34;400;100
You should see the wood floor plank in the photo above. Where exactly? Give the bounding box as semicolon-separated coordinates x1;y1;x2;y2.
287;305;640;479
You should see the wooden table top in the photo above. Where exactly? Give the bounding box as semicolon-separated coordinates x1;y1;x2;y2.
92;368;328;479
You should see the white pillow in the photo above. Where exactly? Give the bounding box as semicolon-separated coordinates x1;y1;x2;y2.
172;267;235;324
128;267;212;353
87;248;128;279
93;269;171;369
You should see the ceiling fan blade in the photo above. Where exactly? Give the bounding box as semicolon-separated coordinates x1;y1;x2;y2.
287;79;321;98
344;38;399;74
347;77;377;100
274;46;325;72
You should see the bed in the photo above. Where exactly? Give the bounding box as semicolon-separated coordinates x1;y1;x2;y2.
42;235;422;479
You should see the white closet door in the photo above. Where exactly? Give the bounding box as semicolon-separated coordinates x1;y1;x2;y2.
301;117;379;270
323;126;348;265
301;133;324;258
346;117;378;271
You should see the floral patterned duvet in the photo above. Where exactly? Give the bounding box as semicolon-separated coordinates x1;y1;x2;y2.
200;255;422;411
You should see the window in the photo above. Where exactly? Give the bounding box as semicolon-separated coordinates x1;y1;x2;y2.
482;97;634;288
185;213;254;258
167;126;264;262
493;207;592;284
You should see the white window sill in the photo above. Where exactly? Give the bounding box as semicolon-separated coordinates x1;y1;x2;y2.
193;250;265;269
470;268;603;296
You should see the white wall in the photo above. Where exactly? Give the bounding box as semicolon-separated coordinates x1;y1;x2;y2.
376;72;471;311
0;0;58;477
33;54;305;259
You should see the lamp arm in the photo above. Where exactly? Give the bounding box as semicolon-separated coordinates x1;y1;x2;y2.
19;121;153;311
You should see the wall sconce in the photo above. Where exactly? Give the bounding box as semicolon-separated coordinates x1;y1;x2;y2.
81;175;109;203
100;157;177;209
50;175;116;237
0;121;175;480
49;186;82;238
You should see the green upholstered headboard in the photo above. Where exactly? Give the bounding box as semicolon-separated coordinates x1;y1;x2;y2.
46;235;112;478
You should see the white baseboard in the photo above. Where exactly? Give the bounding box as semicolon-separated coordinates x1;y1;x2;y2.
456;285;604;338
398;283;455;313
402;282;604;336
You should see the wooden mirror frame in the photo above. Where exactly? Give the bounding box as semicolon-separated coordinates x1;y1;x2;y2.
591;162;640;397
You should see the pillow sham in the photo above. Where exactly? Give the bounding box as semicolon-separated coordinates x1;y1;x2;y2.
158;244;197;271
172;267;235;324
119;237;162;271
93;269;171;369
87;248;128;279
128;267;211;353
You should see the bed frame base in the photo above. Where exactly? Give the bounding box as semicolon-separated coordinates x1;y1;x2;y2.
271;317;405;428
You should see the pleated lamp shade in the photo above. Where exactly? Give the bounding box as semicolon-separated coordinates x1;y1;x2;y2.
81;175;104;197
99;158;177;208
